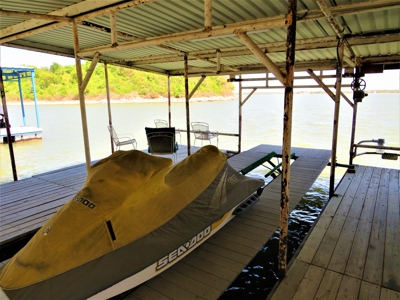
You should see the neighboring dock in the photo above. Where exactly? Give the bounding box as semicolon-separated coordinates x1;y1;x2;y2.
269;165;400;300
0;144;333;298
0;126;42;143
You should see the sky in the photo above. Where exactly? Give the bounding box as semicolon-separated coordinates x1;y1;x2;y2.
1;45;399;91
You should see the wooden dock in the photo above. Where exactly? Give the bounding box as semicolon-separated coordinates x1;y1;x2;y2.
0;126;42;143
0;144;331;299
269;165;400;300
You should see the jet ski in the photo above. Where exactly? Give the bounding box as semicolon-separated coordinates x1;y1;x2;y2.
0;145;264;299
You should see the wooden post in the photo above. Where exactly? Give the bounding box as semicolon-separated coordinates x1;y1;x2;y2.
168;75;171;126
0;68;18;181
204;0;212;31
238;75;242;153
184;54;191;156
104;63;114;153
72;21;91;170
329;39;345;198
349;99;358;165
110;10;118;46
279;0;297;278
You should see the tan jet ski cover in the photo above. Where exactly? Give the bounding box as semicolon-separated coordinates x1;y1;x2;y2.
0;145;264;299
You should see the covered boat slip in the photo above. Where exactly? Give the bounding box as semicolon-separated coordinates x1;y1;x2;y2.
0;144;331;298
122;144;331;299
270;166;400;300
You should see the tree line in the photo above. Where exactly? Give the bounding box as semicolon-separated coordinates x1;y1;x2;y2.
3;62;234;101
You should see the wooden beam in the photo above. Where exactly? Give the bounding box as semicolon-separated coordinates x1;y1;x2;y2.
307;69;336;101
0;0;155;41
77;18;286;57
315;0;356;59
107;31;398;68
188;76;206;100
234;29;286;85
241;88;257;106
80;52;101;91
0;9;72;22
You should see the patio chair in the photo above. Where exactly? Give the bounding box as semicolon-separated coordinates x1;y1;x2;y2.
154;119;182;145
108;125;137;150
154;119;168;128
145;127;178;163
191;122;218;147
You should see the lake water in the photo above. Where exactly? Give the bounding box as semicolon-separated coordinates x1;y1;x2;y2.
1;92;399;183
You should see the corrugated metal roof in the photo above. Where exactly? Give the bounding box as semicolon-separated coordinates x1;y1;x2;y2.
1;0;399;76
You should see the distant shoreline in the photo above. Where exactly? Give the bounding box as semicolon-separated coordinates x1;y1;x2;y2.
5;95;236;105
4;90;398;105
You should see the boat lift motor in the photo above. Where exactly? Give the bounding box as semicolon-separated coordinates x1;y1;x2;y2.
350;72;368;102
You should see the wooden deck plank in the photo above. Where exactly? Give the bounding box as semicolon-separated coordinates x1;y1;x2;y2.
177;254;237;283
383;168;400;291
143;276;202;300
292;265;325;300
363;168;390;285
123;284;166;300
359;281;381;300
0;188;74;215
189;248;246;273
171;260;231;292
327;216;358;273
336;275;361;300
311;167;370;269
345;168;382;279
314;269;342;300
380;287;400;300
269;260;310;300
157;268;221;299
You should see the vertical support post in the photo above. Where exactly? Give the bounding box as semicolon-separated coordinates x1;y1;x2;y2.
0;68;18;181
238;75;242;153
349;99;358;165
279;0;297;278
329;39;345;198
104;63;114;153
72;21;91;170
31;70;40;128
216;49;221;73
110;10;118;46
17;74;27;126
184;54;191;156
204;0;212;31
167;75;171;126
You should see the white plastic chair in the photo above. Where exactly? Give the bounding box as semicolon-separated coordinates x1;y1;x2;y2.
108;125;137;150
191;122;218;147
155;119;182;144
154;119;168;128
